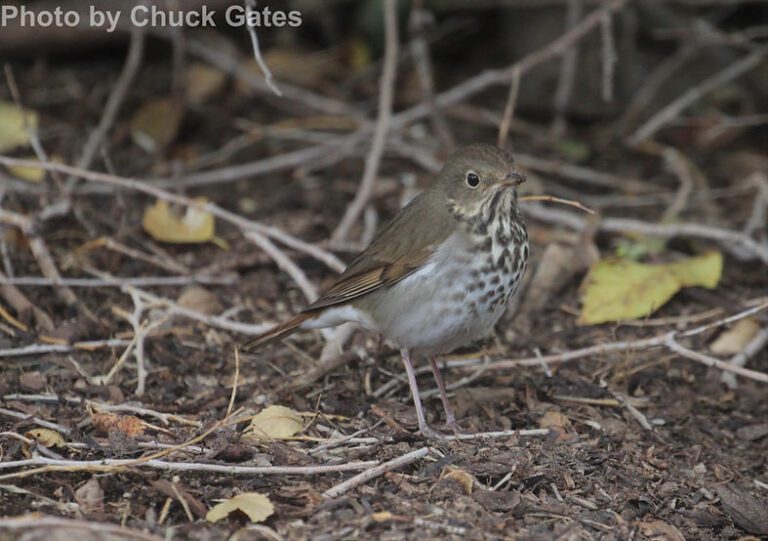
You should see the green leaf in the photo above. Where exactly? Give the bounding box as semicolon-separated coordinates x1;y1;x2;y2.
579;252;722;325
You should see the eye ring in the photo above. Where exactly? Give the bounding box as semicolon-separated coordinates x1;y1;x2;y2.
466;171;480;188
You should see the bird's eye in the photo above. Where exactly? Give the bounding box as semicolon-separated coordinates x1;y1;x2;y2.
466;172;480;188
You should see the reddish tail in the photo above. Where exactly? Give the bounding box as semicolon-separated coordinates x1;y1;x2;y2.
242;312;316;351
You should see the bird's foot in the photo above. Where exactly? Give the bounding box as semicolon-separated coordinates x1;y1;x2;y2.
445;416;465;435
417;423;451;441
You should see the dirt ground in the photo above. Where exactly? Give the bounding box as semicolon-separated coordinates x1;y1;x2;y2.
1;1;768;540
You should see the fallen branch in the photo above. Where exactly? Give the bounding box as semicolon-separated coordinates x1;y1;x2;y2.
0;275;236;288
0;456;380;481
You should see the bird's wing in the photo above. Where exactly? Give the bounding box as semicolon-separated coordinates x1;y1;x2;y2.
305;193;452;311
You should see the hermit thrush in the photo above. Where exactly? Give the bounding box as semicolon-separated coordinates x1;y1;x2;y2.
245;144;529;438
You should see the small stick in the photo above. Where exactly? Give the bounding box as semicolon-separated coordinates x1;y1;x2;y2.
630;47;767;143
519;194;596;214
0;275;236;288
444;428;550;441
323;447;430;499
0;339;130;358
331;0;398;245
227;347;240;417
497;66;521;148
244;0;282;97
66;26;145;190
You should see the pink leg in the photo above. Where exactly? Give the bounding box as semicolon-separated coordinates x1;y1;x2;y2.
429;357;460;431
400;349;446;440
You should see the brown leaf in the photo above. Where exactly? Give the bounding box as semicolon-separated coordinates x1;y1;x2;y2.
177;286;222;316
19;371;46;392
637;519;686;541
92;412;146;437
130;98;183;153
440;467;474;495
185;63;227;105
710;318;760;355
74;477;104;515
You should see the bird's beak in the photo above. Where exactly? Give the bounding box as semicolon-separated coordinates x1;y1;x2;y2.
499;171;526;189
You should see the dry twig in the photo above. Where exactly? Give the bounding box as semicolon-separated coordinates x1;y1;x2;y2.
323;447;430;498
331;0;399;245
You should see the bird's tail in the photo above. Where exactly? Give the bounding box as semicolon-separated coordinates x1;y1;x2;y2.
242;312;316;351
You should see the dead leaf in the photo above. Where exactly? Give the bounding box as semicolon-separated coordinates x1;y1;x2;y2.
6;157;45;182
25;428;66;448
74;478;104;514
716;484;768;535
130;98;183;153
710;318;760;355
92;412;145;437
580;252;722;324
19;371;46;391
206;492;274;523
540;410;571;430
440;467;474;495
637;519;686;541
245;405;304;440
185;63;227;105
177;286;222;316
0;100;38;153
539;410;572;441
142;198;215;244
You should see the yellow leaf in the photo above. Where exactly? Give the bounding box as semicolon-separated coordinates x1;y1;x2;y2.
245;405;304;440
440;467;474;495
142;198;214;244
206;492;274;523
0;100;37;153
710;318;759;355
185;63;227;105
26;428;66;448
669;252;723;288
130;98;183;153
579;252;722;325
6;155;62;183
7;158;45;182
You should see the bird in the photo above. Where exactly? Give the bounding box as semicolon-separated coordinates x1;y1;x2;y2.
245;143;529;439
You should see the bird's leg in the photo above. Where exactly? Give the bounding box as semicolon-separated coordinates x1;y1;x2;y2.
400;349;446;440
429;357;460;432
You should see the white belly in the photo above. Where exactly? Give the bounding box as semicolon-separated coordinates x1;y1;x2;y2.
302;231;525;358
